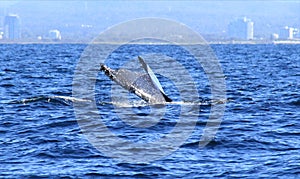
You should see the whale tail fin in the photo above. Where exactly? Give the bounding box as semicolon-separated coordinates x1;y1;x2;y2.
138;56;172;102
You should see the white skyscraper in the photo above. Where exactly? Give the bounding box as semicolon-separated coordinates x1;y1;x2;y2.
279;26;294;40
48;29;62;41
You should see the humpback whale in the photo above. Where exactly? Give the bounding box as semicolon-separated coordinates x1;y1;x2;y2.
100;56;172;104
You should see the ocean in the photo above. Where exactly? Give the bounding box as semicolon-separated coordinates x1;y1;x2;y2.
1;44;299;178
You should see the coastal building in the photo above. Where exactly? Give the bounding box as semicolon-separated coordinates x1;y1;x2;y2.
4;14;21;40
279;26;294;40
48;29;61;41
270;33;279;40
0;27;3;40
228;17;254;40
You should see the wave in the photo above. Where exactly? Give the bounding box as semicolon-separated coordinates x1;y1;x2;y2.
10;95;228;107
290;99;300;106
10;95;92;106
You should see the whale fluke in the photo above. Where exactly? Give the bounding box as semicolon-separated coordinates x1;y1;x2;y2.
100;57;172;104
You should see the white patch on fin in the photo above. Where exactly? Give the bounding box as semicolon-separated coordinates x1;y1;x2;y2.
138;56;172;102
138;56;165;93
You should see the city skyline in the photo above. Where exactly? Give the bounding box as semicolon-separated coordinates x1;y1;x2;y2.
0;1;299;42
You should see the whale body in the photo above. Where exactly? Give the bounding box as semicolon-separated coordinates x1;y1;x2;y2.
100;56;172;104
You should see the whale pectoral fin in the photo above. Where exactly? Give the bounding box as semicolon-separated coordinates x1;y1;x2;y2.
138;56;165;93
138;56;173;103
161;92;172;102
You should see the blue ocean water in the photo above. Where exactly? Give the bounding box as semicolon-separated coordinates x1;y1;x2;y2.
0;44;299;178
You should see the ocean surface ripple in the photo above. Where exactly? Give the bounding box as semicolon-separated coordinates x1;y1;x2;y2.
0;44;299;178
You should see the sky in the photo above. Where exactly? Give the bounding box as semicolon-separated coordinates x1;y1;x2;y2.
0;0;299;41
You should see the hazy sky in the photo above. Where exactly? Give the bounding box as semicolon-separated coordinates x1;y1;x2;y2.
0;1;299;41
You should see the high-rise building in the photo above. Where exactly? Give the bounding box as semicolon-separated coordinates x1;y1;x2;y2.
0;31;3;40
48;29;62;41
4;14;21;40
279;26;294;40
228;17;254;40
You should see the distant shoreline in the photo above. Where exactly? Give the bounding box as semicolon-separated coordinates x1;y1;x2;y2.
209;40;300;45
0;40;300;45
